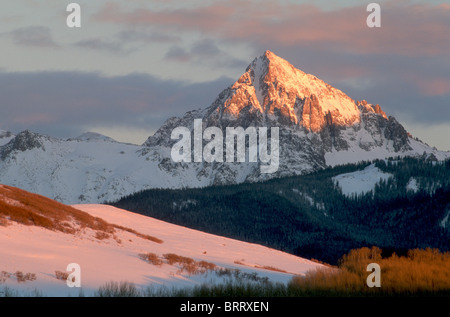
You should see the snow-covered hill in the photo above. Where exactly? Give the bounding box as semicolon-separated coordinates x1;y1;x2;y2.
0;130;215;204
0;185;324;297
0;51;448;204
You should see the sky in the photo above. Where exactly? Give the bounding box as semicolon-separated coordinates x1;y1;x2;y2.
0;0;449;150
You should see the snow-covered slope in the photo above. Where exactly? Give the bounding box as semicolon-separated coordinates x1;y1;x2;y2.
0;186;324;296
332;164;393;197
0;131;213;204
0;51;448;204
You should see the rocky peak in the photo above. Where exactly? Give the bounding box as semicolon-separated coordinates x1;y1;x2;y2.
357;100;387;119
0;130;48;160
140;50;433;186
145;51;413;154
208;51;362;133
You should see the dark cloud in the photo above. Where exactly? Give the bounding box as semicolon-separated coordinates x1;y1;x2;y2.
73;30;182;55
191;39;221;56
165;39;248;69
165;45;191;62
74;38;132;55
94;0;450;114
116;29;181;44
0;71;233;141
2;1;448;149
9;26;58;48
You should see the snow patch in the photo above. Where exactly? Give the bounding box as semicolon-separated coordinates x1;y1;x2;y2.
333;164;393;197
440;210;450;229
406;177;419;193
252;55;265;108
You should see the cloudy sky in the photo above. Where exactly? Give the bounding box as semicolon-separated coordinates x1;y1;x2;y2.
1;0;449;150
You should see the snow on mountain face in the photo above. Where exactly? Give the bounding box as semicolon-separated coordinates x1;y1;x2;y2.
0;131;216;204
0;51;449;204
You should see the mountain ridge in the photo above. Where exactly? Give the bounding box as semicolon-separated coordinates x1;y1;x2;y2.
0;51;448;204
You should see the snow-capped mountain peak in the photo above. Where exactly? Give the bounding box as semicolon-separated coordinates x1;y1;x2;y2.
0;51;448;204
227;50;361;131
0;130;52;160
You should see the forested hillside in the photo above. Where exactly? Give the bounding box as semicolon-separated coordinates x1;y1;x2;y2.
112;157;450;265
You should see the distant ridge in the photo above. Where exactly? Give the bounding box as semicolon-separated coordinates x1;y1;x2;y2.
0;51;448;204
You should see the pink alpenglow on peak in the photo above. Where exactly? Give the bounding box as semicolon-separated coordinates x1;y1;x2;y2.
224;50;360;132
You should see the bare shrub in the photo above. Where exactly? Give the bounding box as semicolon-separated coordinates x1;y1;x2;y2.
163;253;194;266
14;271;36;283
138;253;163;266
95;231;110;240
198;260;216;271
162;253;217;276
96;281;141;297
0;185;115;235
258;265;288;273
0;271;11;283
114;225;163;244
55;270;69;281
0;217;10;227
0;185;165;248
233;260;287;273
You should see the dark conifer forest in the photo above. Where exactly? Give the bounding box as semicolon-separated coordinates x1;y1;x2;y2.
112;157;450;265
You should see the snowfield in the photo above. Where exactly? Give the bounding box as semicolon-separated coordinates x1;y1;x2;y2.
0;204;324;297
332;164;393;197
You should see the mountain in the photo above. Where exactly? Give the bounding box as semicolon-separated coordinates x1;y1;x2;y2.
71;132;118;143
112;156;450;265
143;50;448;183
0;51;448;204
0;184;323;296
0;130;175;204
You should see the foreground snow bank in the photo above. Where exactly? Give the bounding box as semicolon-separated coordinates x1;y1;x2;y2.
0;204;324;296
